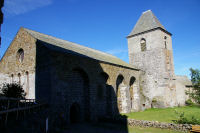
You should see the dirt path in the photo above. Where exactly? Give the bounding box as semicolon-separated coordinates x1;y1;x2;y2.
63;122;128;133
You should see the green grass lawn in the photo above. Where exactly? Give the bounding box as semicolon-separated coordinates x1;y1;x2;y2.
128;126;182;133
123;105;200;123
64;122;182;133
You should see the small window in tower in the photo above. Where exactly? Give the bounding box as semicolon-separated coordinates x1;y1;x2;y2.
17;48;24;63
164;36;167;49
140;38;146;52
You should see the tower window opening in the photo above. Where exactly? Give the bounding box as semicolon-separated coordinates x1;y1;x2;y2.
140;38;146;51
164;36;167;49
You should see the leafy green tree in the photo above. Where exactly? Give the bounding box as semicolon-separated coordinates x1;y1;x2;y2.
186;68;200;104
0;82;26;99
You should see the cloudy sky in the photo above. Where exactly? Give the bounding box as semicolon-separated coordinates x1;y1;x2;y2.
1;0;200;77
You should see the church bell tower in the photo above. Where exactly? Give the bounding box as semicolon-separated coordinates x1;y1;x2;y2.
127;10;174;79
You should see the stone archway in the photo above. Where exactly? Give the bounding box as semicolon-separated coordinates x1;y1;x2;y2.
99;72;111;115
70;103;80;123
116;74;124;113
129;76;136;110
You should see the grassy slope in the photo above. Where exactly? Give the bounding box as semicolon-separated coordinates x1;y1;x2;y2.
123;106;200;123
128;126;182;133
92;122;182;133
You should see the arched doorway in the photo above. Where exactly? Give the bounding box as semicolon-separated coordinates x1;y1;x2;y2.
70;103;80;123
67;68;90;121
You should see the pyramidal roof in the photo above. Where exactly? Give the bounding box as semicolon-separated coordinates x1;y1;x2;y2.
128;10;166;37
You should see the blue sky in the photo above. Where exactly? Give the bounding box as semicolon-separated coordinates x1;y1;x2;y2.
1;0;200;77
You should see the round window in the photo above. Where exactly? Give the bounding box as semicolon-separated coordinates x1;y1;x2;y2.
17;48;24;63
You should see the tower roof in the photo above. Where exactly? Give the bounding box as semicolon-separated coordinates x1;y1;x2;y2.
128;10;170;37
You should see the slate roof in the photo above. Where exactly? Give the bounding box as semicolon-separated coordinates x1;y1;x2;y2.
24;28;138;70
128;10;166;37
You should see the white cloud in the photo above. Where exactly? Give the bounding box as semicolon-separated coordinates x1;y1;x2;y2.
3;0;53;16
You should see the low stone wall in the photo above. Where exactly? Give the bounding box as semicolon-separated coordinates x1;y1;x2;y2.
127;118;192;132
100;116;193;132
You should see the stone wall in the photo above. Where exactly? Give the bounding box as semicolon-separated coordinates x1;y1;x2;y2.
128;48;177;109
0;28;36;99
127;118;192;132
101;116;192;132
175;75;192;106
43;47;140;123
128;29;172;55
127;26;191;109
0;28;142;124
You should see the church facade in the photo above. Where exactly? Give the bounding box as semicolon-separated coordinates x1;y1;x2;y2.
0;10;191;123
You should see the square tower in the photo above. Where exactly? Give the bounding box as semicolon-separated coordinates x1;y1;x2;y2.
127;10;174;79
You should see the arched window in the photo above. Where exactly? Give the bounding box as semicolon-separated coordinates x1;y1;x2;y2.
164;36;167;49
18;73;21;84
116;75;124;97
17;48;24;63
26;71;29;75
129;77;136;87
26;71;29;96
11;74;14;83
140;38;146;51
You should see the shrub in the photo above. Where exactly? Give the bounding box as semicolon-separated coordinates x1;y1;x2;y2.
185;99;195;106
0;82;26;98
173;111;200;125
186;68;200;104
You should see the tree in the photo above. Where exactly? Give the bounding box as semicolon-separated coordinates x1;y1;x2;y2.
0;82;26;99
186;68;200;104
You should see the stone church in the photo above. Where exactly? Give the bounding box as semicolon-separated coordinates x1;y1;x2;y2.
0;10;191;122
